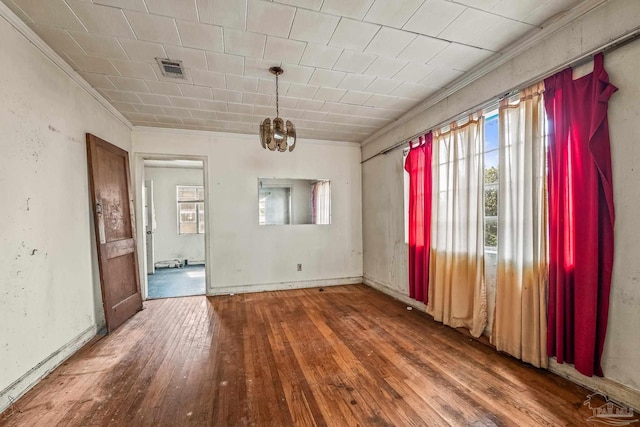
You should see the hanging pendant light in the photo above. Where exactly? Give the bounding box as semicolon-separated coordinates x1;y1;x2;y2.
260;66;296;152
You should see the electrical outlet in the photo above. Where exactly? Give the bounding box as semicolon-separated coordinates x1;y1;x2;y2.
297;264;302;271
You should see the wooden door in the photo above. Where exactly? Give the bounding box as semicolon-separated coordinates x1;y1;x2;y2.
86;134;143;333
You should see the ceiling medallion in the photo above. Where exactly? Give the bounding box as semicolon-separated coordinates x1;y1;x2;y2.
259;66;296;152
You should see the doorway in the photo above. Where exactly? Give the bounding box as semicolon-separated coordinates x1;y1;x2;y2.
142;158;206;299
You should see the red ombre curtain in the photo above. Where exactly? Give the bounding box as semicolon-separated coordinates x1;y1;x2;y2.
544;53;617;377
404;132;433;303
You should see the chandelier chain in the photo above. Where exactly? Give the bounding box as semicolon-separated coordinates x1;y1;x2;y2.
275;72;279;118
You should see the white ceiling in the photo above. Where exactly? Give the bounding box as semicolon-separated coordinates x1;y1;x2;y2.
3;0;584;142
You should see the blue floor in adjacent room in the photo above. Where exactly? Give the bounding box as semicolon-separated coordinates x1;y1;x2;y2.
147;265;205;299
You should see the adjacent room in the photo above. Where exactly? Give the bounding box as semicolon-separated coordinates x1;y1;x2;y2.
1;0;639;425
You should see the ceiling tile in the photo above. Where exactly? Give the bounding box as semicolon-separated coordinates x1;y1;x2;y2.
108;76;150;92
438;8;507;48
244;57;277;79
3;0;33;23
333;50;376;74
364;27;416;58
308;69;346;88
243;92;272;106
145;0;198;22
101;89;142;103
272;0;323;10
137;93;173;106
162;106;192;117
68;32;128;59
264;37;306;64
403;0;466;37
270;95;299;108
314;87;346;102
191;109;216;119
93;0;147;12
146;80;183;96
329;18;380;51
176;20;223;52
365;78;402;94
277;64;314;84
363;0;424;28
337;74;376;92
155;115;184;125
110;59;158;80
118;38;167;62
169;96;202;109
224;29;266;57
65;53;120;74
212;89;243;102
253;105;273;116
419;67;464;87
124;10;181;45
164;45;208;70
285;83;319;99
67;1;135;37
299;44;342;69
11;0;85;30
197;0;247;31
126;112;159;122
427;43;494;71
453;0;500;10
321;0;375;20
297;99;325;111
391;82;436;99
228;103;254;114
206;52;244;74
182;117;207;126
179;84;213;99
134;104;165;114
340;90;373;105
79;72;117;89
200;99;228;111
226;75;259;92
474;18;534;51
190;70;226;88
393;63;436;83
28;24;85;55
247;0;296;38
490;0;547;21
398;36;448;64
364;57;407;78
289;9;340;44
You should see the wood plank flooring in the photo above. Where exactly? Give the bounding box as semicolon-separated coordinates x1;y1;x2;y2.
1;284;607;426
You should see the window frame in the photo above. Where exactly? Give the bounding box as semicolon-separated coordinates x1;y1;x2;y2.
483;110;500;253
176;185;205;235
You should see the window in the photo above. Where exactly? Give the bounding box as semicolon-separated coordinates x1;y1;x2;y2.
177;185;205;234
484;112;499;250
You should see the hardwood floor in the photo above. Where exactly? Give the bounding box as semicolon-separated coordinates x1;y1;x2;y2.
1;285;604;426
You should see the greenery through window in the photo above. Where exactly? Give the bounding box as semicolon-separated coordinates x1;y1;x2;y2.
177;186;205;234
484;113;499;249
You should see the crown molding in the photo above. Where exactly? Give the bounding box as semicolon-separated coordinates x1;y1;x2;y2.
360;0;608;147
0;2;133;130
132;126;362;148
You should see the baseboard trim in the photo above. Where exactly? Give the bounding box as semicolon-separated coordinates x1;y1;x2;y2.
363;276;640;411
548;360;640;411
0;324;98;414
363;276;428;312
207;276;363;296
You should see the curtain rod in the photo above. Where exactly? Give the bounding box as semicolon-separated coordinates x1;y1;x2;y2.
360;28;640;165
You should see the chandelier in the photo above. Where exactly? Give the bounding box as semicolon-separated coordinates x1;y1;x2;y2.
260;66;296;152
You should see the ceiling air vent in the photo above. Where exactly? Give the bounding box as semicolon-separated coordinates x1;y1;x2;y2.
156;58;185;79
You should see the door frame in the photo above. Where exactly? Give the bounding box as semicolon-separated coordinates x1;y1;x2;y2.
133;153;211;299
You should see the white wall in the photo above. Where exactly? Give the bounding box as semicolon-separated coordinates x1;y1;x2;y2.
132;130;362;294
144;167;205;263
362;0;640;409
0;11;132;411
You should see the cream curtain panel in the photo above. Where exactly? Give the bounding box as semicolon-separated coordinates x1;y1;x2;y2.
428;117;487;338
493;83;548;368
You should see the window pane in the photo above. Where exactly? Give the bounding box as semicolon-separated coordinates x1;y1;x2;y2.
197;202;205;234
485;218;498;248
180;223;197;234
178;185;203;201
